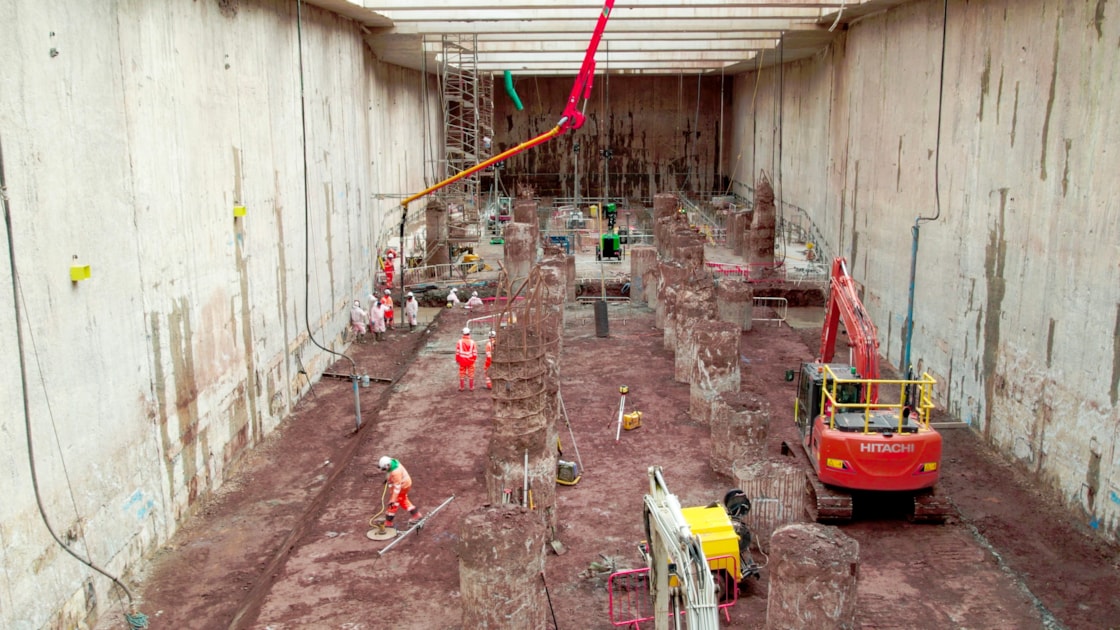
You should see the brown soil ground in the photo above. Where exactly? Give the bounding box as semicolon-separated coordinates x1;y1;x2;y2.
105;302;1120;630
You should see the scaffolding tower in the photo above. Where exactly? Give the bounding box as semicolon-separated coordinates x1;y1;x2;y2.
440;34;493;222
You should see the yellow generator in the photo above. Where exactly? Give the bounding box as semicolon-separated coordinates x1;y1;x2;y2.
640;488;758;602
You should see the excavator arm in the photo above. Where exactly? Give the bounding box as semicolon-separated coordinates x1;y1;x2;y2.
820;257;881;389
642;466;719;630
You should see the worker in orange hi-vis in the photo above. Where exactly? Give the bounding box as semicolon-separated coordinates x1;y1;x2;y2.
455;327;478;392
484;330;496;389
378;456;422;529
380;289;395;330
382;250;396;287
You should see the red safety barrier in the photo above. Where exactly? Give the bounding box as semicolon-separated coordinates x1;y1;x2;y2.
607;555;739;628
706;261;787;283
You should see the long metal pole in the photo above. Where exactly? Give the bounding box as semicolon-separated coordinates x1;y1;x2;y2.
378;495;456;556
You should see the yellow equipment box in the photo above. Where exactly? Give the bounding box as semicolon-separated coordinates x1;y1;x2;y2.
623;411;642;430
681;505;743;580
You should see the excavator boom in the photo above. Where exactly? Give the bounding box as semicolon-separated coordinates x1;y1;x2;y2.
820;257;880;395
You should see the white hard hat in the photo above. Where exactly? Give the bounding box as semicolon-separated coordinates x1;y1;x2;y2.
472;291;478;297
407;292;414;297
378;456;392;471
489;331;496;337
462;327;471;335
353;300;360;306
384;289;391;295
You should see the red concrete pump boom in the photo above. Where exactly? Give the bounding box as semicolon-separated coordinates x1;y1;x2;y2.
819;257;881;393
400;0;614;209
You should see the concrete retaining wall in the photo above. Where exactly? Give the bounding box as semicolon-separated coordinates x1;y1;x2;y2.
730;0;1120;542
0;1;438;627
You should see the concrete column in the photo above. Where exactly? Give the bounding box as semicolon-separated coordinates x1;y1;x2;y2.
425;201;449;266
690;320;741;394
767;524;860;630
459;506;547;629
565;255;577;303
657;263;687;345
653;192;680;250
536;258;567;534
503;222;534;288
716;278;754;331
513;197;539;250
708;392;770;476
644;264;661;317
750;179;776;265
731;211;751;257
670;297;715;366
669;228;706;270
735;460;806;553
487;327;552;516
629;245;658;305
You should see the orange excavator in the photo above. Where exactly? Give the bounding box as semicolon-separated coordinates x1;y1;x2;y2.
790;257;954;523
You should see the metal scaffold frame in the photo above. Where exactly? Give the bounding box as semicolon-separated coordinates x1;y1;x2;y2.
440;34;493;223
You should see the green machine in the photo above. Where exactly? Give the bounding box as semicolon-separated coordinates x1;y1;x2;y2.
597;232;622;261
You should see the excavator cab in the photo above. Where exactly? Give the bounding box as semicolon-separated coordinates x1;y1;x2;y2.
795;362;864;436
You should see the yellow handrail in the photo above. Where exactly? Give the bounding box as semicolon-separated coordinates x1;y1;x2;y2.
817;365;936;433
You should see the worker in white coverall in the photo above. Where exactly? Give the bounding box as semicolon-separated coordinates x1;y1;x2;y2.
465;291;485;310
404;292;419;331
378;456;422;529
350;300;368;336
368;300;386;342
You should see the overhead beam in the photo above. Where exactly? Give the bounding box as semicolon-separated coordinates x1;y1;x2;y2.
423;39;775;54
373;7;832;22
388;18;811;35
359;0;856;9
452;50;758;65
452;31;785;42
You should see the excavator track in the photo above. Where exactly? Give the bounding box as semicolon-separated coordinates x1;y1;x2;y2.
783;441;854;523
910;487;957;524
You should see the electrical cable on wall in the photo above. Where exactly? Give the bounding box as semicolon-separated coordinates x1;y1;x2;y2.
2;139;149;629
903;0;949;376
295;0;362;428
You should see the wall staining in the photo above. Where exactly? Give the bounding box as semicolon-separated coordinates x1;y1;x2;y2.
1046;318;1057;368
1007;80;1019;148
235;209;260;447
1111;303;1120;406
165;298;209;512
492;75;728;199
1061;139;1072;197
979;49;992;122
982;190;1010;440
323;182;336;305
1040;15;1062;181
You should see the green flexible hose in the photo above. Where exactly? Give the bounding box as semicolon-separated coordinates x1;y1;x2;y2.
504;71;524;111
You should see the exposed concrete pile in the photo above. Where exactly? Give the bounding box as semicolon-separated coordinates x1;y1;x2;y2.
716;277;754;331
513;196;539;248
485;322;553;512
503;223;534;287
425;200;450;265
675;307;728;384
535;258;568;534
660;228;712;352
709;392;770;476
686;322;743;422
652;192;680;247
735;459;806;552
728;210;752;257
459;506;547;629
628;245;658;304
750;177;777;265
564;254;577;303
767;523;860;629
